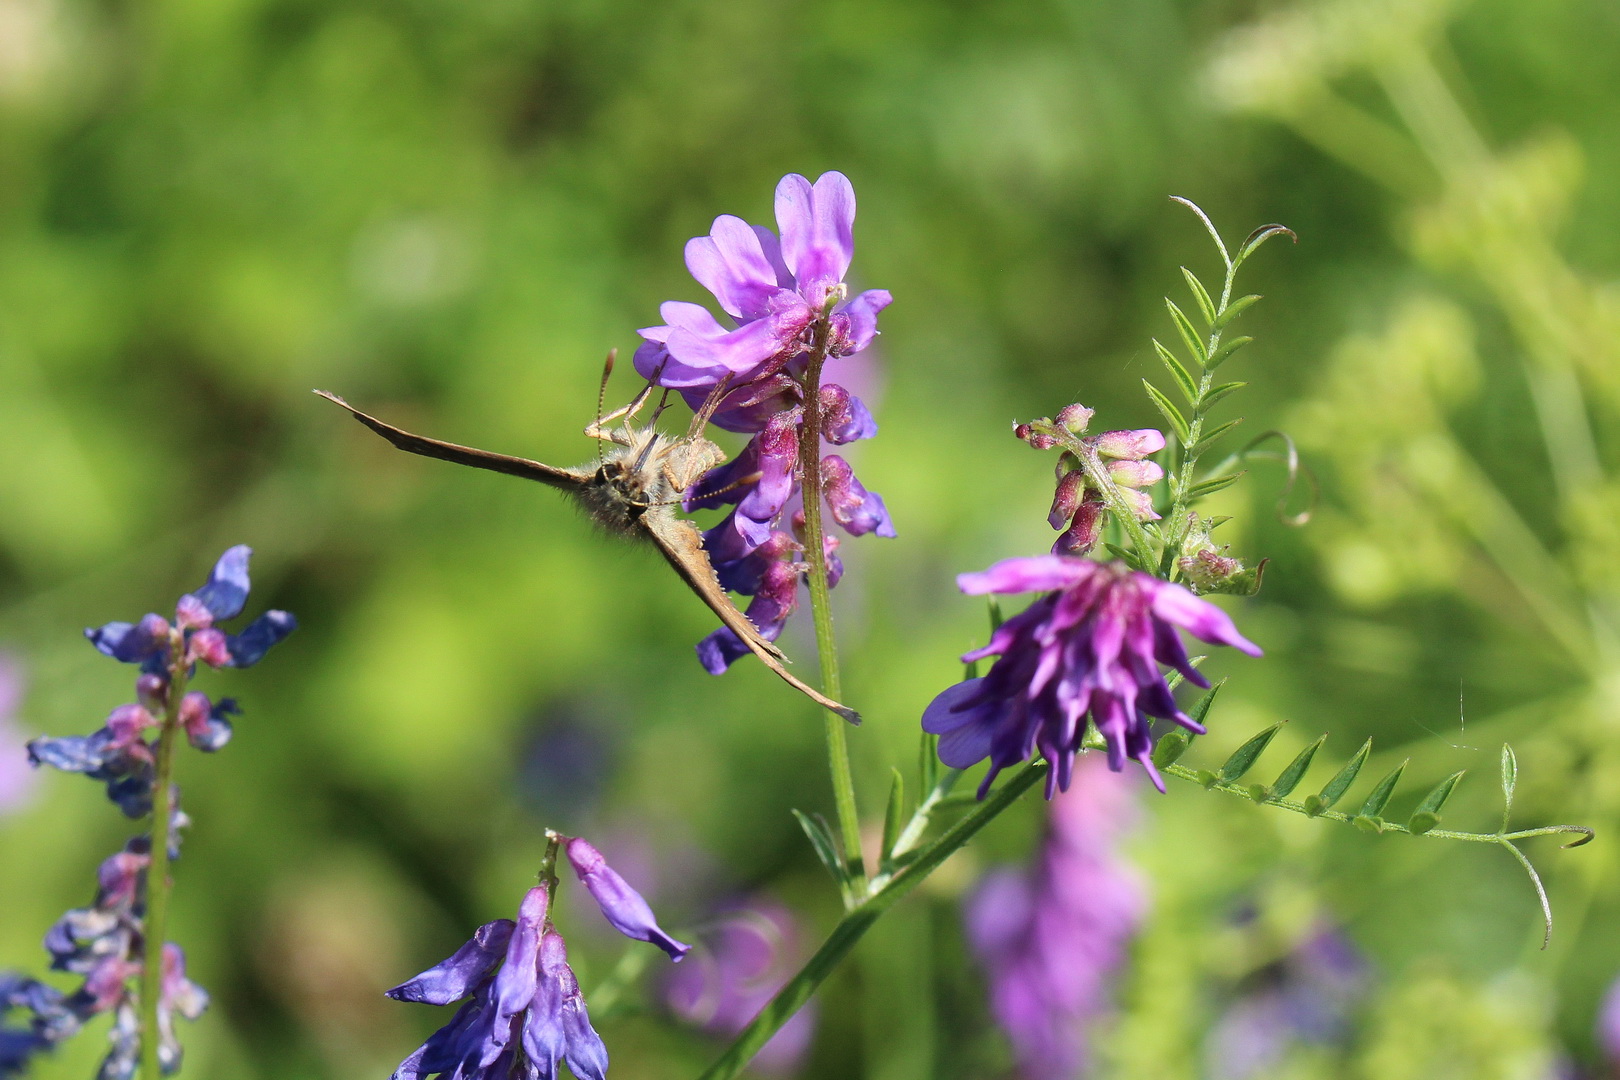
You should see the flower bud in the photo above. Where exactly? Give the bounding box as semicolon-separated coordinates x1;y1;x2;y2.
1117;487;1161;522
1048;470;1087;531
1014;423;1057;451
1107;459;1164;488
136;673;169;712
187;628;230;669
566;837;691;961
1053;495;1105;556
1055;403;1094;434
1092;428;1166;460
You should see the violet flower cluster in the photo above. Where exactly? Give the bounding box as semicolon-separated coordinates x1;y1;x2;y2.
28;546;295;817
2;546;294;1077
388;837;689;1080
634;172;895;671
923;555;1261;796
663;898;815;1075
964;756;1145;1080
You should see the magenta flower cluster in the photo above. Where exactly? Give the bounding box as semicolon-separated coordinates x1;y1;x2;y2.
388;837;688;1080
635;172;895;671
965;757;1145;1080
923;555;1261;795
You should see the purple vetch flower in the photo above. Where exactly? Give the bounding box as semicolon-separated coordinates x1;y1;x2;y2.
965;757;1145;1080
0;655;38;815
565;837;691;961
664;899;815;1075
634;172;891;402
389;839;690;1079
922;556;1262;796
634;172;894;673
387;885;604;1080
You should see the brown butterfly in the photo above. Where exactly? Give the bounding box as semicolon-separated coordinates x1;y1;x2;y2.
315;359;858;725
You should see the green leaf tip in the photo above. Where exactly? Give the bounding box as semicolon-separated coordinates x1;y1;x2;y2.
1180;267;1217;326
1358;759;1408;819
1217;295;1262;328
1312;737;1373;813
1218;722;1286;784
1235;223;1297;267
793;809;847;885
1153;339;1199;404
1165;299;1207;365
880;769;906;868
1142;379;1191;443
1208;335;1254;370
1268;733;1328;799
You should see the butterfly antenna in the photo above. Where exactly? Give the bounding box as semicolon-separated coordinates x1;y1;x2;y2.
686;373;736;443
648;469;763;508
595;350;616;467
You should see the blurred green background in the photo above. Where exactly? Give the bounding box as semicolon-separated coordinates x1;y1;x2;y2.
3;0;1619;1076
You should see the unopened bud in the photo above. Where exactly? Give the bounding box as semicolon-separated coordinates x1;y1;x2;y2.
1092;428;1166;460
1048;470;1087;530
1107;459;1164;488
1117;487;1161;522
1055;403;1094;434
1053;494;1105;555
1014;422;1057;451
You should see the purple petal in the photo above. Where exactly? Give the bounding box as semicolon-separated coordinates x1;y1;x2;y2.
838;289;892;354
190;546;253;621
821;455;896;538
491;886;548;1021
776;172;856;305
1146;582;1262;655
85;614;170;664
957;556;1094;597
224;610;297;667
386;920;515;1005
820;384;877;444
697;561;797;675
697;374;802;435
922;679;999;769
665;302;812;383
566;837;691;961
686;215;789;321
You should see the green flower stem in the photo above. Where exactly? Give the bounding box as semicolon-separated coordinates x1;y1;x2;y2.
138;638;192;1080
695;762;1047;1080
797;302;865;893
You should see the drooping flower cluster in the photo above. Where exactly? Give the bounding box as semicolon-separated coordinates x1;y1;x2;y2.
964;757;1145;1080
388;837;689;1080
0;654;36;815
663;898;815;1075
923;555;1261;795
635;172;895;670
27;546;296;816
2;546;294;1076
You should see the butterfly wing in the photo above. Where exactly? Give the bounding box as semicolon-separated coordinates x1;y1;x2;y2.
316;391;586;490
639;511;861;725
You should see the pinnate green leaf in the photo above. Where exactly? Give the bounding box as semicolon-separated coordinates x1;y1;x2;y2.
1142;380;1191;443
1153;339;1199;404
1304;737;1372;816
1358;759;1408;818
1166;299;1207;364
1268;733;1328;799
1181;267;1217;325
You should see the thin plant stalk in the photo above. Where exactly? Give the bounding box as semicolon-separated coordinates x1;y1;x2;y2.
138;637;191;1080
797;296;865;890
